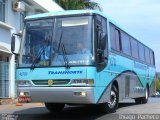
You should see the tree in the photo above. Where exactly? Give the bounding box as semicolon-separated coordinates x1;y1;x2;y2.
54;0;102;11
156;79;160;91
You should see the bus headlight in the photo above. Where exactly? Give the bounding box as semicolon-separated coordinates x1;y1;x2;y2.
70;79;94;86
16;81;32;87
20;91;25;96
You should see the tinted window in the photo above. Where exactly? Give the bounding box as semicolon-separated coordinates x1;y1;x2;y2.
138;43;145;61
102;18;107;33
96;15;107;53
150;50;154;65
115;29;121;51
101;17;108;58
131;38;138;58
110;24;120;51
0;55;2;61
121;32;131;55
110;25;115;49
145;47;150;64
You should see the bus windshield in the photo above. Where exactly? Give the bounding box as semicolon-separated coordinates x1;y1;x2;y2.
18;16;94;68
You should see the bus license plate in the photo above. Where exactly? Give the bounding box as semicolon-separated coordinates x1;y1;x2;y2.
18;97;31;102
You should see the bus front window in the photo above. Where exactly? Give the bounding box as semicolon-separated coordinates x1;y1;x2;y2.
52;16;94;66
19;19;54;67
18;16;94;68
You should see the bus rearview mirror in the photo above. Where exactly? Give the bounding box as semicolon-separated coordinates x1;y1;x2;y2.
100;34;107;50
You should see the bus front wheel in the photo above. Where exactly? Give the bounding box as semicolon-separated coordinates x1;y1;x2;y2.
99;85;119;113
45;103;65;113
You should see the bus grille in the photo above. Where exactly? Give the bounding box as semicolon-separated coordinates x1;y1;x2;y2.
32;80;70;86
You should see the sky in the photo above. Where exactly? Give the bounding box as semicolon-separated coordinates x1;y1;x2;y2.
93;0;160;72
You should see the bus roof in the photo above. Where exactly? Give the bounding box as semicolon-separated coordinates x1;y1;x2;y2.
25;10;105;20
25;10;153;51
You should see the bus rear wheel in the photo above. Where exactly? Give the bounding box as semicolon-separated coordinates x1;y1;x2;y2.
45;103;65;113
135;86;149;104
99;85;119;113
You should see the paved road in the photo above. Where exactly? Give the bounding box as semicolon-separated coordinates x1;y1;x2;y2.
0;98;160;120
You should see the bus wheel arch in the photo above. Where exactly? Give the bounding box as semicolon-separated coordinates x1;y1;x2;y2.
112;80;119;93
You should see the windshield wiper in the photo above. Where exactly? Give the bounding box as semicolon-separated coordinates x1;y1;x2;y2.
57;31;70;69
61;43;70;69
30;46;46;70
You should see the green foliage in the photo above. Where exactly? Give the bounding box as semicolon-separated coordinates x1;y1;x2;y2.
156;79;160;91
55;0;102;11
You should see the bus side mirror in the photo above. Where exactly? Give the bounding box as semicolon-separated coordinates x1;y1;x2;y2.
11;33;21;55
11;35;16;53
100;33;107;50
97;32;107;72
98;30;106;50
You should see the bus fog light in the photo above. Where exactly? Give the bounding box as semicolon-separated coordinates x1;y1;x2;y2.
81;92;87;96
74;92;87;97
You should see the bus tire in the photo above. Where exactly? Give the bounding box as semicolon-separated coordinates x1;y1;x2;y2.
141;86;149;104
134;98;142;104
45;103;65;113
135;86;149;104
99;85;119;113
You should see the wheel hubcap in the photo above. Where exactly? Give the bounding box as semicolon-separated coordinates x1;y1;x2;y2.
146;88;148;100
108;90;117;108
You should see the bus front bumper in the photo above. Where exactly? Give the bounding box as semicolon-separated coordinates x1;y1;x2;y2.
17;87;95;104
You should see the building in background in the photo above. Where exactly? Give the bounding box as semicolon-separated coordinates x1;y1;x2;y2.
0;0;63;101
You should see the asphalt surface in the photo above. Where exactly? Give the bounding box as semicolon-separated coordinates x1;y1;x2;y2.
0;97;160;120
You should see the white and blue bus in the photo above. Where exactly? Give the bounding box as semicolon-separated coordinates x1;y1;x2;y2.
11;10;156;113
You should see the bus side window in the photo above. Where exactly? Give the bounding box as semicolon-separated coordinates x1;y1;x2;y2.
110;24;116;50
131;38;138;59
138;43;145;62
115;29;121;51
110;24;121;51
121;32;131;56
153;51;155;65
145;47;150;64
150;50;155;66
